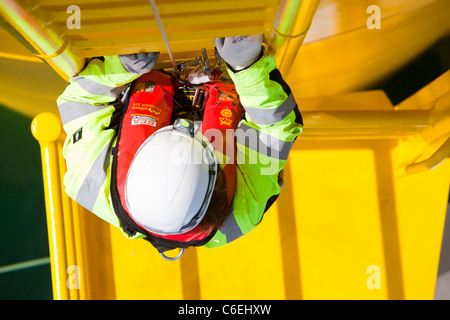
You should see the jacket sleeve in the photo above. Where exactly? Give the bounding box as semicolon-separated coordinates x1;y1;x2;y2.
56;55;145;235
205;53;303;248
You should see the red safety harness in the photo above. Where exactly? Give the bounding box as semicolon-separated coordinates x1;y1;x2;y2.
110;71;243;253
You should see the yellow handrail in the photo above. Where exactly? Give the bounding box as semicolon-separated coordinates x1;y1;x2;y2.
31;112;68;299
270;0;322;77
301;109;430;139
405;136;450;175
31;112;87;300
0;0;85;80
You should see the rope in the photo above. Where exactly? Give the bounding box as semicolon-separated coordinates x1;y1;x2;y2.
148;0;178;74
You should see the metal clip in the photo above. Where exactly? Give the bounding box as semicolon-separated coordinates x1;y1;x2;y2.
201;48;211;78
177;56;202;72
214;47;223;71
160;248;184;261
192;86;208;109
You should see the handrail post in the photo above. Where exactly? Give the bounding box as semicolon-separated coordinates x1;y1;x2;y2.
31;112;69;300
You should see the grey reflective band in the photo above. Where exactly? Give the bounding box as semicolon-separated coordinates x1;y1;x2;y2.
219;207;244;243
58;101;111;125
76;143;110;211
243;93;296;125
236;123;296;160
72;76;124;98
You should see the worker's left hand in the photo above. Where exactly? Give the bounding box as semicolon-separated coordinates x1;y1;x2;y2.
119;52;160;75
215;35;263;71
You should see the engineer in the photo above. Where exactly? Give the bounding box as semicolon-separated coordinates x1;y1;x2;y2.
56;35;303;257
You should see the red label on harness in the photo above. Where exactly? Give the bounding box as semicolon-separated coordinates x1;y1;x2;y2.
131;115;157;127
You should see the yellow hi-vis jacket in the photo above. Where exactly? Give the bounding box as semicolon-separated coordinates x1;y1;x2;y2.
56;53;303;248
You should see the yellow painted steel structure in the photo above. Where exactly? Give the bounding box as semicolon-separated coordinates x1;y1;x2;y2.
1;0;450;299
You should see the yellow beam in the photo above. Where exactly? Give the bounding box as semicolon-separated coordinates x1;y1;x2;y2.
0;0;85;80
405;136;450;174
269;0;321;77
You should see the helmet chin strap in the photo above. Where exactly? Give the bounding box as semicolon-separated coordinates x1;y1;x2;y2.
149;0;179;75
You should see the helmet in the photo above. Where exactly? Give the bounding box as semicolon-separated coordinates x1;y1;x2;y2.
124;118;218;235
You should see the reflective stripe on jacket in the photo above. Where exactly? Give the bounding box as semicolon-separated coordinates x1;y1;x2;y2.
56;53;303;248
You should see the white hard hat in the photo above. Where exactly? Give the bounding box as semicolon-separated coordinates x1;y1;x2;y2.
125;119;218;235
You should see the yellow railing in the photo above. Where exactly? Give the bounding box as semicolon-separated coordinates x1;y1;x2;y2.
405;136;450;175
31;112;87;300
269;0;322;77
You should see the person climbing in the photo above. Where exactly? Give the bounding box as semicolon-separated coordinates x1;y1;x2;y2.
56;35;303;259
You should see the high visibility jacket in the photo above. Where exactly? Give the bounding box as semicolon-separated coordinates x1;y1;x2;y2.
57;53;303;249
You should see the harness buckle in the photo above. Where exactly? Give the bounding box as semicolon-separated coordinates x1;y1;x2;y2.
192;86;209;109
177;56;202;72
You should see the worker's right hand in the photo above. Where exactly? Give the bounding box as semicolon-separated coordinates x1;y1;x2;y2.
119;52;160;75
214;35;263;72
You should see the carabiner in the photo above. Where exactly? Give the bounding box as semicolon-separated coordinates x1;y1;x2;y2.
160;248;184;261
192;86;209;109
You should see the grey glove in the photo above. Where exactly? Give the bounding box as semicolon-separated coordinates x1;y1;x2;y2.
119;52;160;74
215;35;263;71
